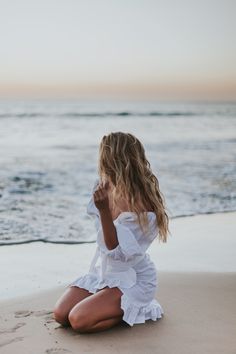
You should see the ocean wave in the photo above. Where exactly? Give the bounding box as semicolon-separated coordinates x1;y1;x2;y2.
0;101;235;247
0;111;194;118
0;110;230;118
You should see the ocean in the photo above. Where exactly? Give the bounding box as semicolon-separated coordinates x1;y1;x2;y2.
0;100;235;245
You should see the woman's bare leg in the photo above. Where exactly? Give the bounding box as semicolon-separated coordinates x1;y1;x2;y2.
53;286;93;326
76;315;124;333
68;286;124;333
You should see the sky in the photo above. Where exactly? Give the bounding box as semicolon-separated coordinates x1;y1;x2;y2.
0;0;235;100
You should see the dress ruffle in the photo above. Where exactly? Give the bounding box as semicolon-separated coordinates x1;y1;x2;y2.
67;273;164;327
120;293;164;327
68;273;99;294
68;270;136;293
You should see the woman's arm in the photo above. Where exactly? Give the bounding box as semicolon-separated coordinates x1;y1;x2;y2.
93;181;119;250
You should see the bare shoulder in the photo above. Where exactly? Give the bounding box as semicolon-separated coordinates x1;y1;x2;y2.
108;195;129;220
108;190;153;220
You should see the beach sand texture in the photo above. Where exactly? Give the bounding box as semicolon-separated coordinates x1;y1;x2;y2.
0;212;236;354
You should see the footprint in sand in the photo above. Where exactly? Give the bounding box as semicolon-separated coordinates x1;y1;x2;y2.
14;309;53;319
14;310;33;318
33;310;53;317
45;317;56;324
0;336;24;348
0;322;26;335
36;311;55;324
45;348;71;354
14;309;56;331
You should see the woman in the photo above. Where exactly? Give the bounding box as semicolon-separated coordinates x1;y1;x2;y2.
53;132;169;333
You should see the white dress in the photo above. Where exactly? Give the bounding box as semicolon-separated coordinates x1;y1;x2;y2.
67;179;164;327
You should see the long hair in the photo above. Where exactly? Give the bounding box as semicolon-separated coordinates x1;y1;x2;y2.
98;132;169;242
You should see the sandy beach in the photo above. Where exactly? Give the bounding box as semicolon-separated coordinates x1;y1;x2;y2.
1;212;236;354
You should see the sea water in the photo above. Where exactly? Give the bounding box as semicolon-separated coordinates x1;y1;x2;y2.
0;100;235;245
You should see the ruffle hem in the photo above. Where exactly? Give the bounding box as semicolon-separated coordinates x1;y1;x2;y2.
68;274;164;327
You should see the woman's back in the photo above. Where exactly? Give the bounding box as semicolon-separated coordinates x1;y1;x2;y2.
106;181;154;221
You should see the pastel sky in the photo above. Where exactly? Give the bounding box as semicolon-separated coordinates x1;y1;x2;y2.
0;0;235;100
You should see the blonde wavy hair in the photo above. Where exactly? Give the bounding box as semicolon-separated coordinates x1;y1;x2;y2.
98;132;169;242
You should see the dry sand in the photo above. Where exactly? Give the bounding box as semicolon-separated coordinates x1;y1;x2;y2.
0;272;236;354
0;212;236;354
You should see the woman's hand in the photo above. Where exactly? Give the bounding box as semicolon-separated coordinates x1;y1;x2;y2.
93;181;110;211
93;180;119;250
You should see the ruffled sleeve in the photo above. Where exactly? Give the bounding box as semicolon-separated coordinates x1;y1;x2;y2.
97;213;144;262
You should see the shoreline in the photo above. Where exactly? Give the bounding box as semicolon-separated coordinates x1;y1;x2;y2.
1;211;236;302
1;209;235;247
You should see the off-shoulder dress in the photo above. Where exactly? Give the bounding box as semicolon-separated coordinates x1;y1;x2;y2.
67;179;164;327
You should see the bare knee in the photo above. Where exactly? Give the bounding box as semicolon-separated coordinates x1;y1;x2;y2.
53;305;70;326
68;309;93;332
